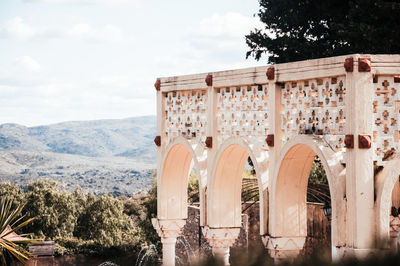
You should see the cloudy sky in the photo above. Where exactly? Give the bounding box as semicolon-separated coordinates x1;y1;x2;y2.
0;0;265;126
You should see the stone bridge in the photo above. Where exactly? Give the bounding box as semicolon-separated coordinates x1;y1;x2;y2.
151;54;400;265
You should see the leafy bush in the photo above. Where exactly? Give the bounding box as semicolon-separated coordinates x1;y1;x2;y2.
125;176;160;247
308;157;328;185
0;182;25;209
75;193;136;247
188;170;199;203
0;178;147;257
23;179;77;239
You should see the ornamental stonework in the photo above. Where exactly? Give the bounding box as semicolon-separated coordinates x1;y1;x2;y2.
373;76;400;165
164;90;208;144
216;84;269;149
281;77;347;152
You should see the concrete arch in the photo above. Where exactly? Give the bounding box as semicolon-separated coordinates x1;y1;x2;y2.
207;137;269;232
269;135;346;247
158;136;206;220
375;154;400;245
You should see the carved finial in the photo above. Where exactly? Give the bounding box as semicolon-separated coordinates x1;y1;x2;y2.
344;134;354;149
154;136;161;147
205;136;212;148
266;134;274;147
344;57;354;72
358;58;371;72
266;67;275;80
205;74;213;86
358;134;372;149
154;79;161;91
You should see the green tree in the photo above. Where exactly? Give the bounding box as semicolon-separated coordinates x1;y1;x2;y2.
22;179;77;239
0;182;25;209
308;157;328;185
246;0;400;63
187;171;199;203
75;194;135;247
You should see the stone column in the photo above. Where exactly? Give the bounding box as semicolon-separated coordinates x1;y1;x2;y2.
202;227;240;265
344;56;375;257
152;218;186;266
262;236;306;263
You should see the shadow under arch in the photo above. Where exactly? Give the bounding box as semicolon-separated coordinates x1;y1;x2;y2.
158;136;206;220
269;135;346;248
207;137;269;233
375;154;400;245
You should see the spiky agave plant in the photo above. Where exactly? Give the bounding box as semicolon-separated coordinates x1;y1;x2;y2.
0;198;41;265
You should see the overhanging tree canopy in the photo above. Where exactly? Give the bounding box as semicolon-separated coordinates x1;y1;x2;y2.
246;0;400;64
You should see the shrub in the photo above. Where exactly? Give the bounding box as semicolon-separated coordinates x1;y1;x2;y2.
23;179;77;239
75;193;136;247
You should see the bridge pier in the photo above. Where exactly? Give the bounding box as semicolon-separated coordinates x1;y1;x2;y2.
152;219;185;266
262;236;305;263
202;227;240;265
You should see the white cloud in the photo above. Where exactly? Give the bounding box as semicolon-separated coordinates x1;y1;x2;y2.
1;17;35;40
151;12;265;76
68;23;123;42
0;17;123;42
14;56;41;72
199;12;262;38
24;0;133;5
0;77;156;126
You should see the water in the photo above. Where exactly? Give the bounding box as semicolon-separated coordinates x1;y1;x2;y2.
135;244;159;266
176;234;196;265
135;233;203;266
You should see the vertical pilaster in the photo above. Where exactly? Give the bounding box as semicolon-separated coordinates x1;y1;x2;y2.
266;67;283;236
344;57;375;255
155;79;167;218
204;74;217;226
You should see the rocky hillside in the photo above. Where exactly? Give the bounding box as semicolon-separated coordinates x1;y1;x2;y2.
0;116;156;162
0;116;157;195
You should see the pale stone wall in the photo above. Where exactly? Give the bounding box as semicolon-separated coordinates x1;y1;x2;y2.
153;54;400;265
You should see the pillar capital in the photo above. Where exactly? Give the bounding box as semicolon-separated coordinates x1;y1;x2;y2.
262;236;305;260
202;226;240;249
152;218;186;239
152;218;186;266
202;227;240;265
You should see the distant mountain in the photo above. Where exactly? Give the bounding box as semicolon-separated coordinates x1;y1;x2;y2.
0;116;156;162
0;116;157;194
0;149;154;195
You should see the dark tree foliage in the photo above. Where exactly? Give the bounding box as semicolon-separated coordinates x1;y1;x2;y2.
246;0;400;63
247;157;256;175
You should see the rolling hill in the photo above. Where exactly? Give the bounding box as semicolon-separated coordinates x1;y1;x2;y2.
0;116;157;195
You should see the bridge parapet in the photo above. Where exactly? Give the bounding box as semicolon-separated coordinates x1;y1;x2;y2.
281;76;347;153
154;54;400;264
373;76;400;165
156;54;400;165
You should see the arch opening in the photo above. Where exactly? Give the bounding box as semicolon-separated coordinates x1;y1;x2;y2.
390;176;400;251
271;143;334;258
208;143;265;230
158;143;194;219
375;156;400;251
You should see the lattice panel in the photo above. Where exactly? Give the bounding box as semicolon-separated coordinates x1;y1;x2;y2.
216;85;269;149
164;90;207;143
281;77;347;152
373;76;400;165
